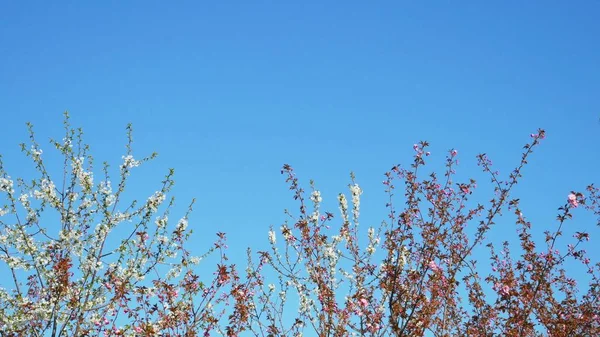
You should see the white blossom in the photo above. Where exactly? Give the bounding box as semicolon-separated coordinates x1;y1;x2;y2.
338;193;349;224
121;155;140;169
310;190;322;203
0;177;14;194
31;145;43;158
72;157;94;190
268;229;276;244
147;191;165;212
155;215;168;228
350;183;362;221
309;212;319;224
176;217;188;232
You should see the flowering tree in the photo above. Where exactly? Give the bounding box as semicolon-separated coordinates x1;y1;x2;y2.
241;130;599;337
1;115;598;337
0;113;244;337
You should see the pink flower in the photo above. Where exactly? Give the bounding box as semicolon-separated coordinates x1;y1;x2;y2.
359;298;369;307
429;260;440;272
451;149;458;157
568;193;579;208
495;282;510;296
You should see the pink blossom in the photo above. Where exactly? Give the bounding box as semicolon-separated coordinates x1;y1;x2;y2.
428;260;440;272
451;149;458;157
530;132;546;140
359;298;369;307
366;322;380;333
495;282;510;296
568;193;579;208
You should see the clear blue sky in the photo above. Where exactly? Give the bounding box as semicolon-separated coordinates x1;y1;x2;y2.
1;0;599;316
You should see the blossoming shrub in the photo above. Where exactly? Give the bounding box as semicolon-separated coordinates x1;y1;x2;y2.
0;113;241;337
244;130;599;336
1;114;598;337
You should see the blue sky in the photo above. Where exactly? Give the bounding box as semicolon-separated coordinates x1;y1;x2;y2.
1;0;599;331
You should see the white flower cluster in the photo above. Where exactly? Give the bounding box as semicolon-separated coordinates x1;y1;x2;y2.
99;181;116;207
121;155;140;169
17;193;36;220
338;193;349;224
62;137;72;149
309;211;319;225
166;265;182;279
0;177;14;194
30;145;43;159
268;229;276;244
366;227;380;255
296;283;315;316
175;217;188;232
349;183;362;222
155;215;168;229
310;190;322;204
400;246;409;267
80;253;104;274
146;191;166;212
72;157;94;191
157;235;169;245
323;241;341;277
32;179;60;207
280;225;294;242
79;197;93;211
